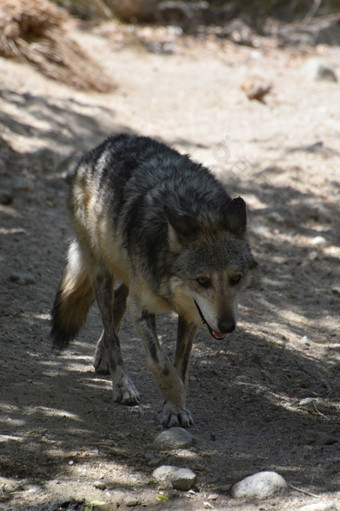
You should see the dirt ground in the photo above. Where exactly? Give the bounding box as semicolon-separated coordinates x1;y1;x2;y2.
0;20;339;511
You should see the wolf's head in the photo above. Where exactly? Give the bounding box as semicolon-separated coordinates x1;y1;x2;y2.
165;197;255;339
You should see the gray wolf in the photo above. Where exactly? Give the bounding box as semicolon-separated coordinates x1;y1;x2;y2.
51;134;255;428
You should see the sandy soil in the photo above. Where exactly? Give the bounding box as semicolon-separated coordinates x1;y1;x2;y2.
0;22;339;511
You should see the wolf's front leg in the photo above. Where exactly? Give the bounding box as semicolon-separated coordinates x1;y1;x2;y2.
162;316;197;427
128;299;195;427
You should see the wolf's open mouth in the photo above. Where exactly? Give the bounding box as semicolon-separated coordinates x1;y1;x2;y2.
194;301;227;340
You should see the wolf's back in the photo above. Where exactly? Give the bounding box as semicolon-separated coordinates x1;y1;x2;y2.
51;134;237;349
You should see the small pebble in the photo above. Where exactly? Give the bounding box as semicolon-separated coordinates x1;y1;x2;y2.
304;58;337;82
308;251;319;261
311;236;327;246
94;481;107;490
203;501;214;509
300;335;310;346
153;427;194;449
125;497;140;506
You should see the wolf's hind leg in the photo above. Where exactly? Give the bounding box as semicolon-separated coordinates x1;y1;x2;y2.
93;272;139;405
94;283;129;374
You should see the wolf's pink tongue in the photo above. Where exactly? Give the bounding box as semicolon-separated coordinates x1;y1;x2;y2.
213;330;227;340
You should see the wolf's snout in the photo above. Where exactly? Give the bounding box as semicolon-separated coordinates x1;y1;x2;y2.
218;317;235;334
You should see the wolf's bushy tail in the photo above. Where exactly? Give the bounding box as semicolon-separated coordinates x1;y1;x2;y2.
51;240;94;350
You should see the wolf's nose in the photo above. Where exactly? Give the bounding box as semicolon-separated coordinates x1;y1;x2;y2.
218;318;235;334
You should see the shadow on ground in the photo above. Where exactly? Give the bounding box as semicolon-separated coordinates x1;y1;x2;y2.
0;88;339;510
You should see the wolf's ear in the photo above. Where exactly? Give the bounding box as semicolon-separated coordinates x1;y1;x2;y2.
224;197;247;235
164;206;197;248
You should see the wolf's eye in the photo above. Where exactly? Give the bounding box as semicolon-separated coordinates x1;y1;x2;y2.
196;276;212;288
229;274;242;286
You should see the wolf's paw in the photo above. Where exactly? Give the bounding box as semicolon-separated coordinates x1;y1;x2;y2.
113;377;140;406
161;402;193;428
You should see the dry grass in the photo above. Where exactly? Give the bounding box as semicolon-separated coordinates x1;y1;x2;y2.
0;0;114;92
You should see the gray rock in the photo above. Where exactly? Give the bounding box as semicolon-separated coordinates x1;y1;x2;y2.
152;465;196;490
304;59;337;82
231;471;287;499
153;427;194;449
